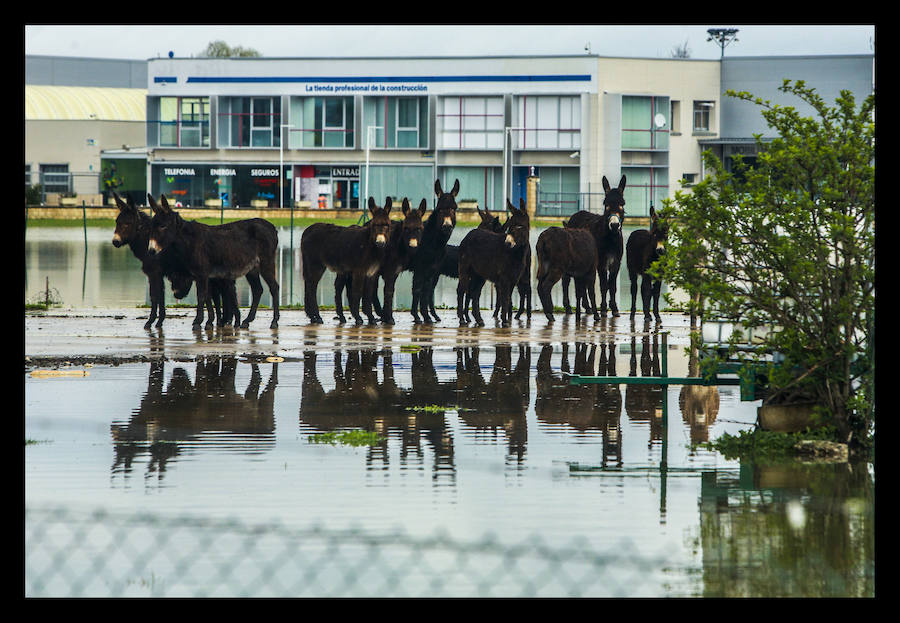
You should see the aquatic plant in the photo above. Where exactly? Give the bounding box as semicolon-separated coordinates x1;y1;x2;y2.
307;430;383;447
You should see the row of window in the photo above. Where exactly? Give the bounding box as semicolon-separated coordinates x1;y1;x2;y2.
149;94;594;151
149;93;715;151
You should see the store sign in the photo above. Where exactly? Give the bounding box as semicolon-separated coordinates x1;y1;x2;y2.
331;167;359;178
164;167;195;176
251;168;280;177
210;168;237;176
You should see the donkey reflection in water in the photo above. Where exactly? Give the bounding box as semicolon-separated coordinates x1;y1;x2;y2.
146;194;280;329
301;196;393;325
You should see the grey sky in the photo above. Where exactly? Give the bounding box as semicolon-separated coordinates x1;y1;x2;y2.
25;24;874;61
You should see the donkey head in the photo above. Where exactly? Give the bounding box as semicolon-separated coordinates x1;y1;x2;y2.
147;194;179;256
367;196;393;249
601;175;627;234
400;198;427;251
649;205;669;255
503;198;530;250
477;207;503;232
112;191;143;248
434;178;459;234
169;273;193;300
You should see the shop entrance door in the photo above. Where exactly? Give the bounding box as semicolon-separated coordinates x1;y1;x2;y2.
332;178;360;211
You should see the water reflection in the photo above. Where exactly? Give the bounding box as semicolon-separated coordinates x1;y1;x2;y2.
111;357;278;484
699;461;874;597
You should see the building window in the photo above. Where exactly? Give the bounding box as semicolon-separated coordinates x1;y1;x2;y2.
622;166;668;215
218;97;281;148
363;96;429;149
512;95;580;150
622;95;670;150
289;96;354;148
693;101;714;132
438;96;505;150
25;164;32;188
153;97;210;148
40;164;70;195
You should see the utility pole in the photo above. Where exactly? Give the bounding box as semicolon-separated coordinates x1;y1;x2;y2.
707;28;739;59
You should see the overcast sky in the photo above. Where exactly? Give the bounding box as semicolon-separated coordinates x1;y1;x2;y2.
25;24;875;61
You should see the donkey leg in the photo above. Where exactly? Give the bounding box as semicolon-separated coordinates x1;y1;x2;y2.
629;272;639;319
410;271;424;324
362;277;379;325
241;271;264;328
349;272;365;325
537;274;555;322
651;279;663;323
561;275;573;314
641;275;653;321
303;262;326;324
586;275;601;321
597;269;610;317
608;263;621;317
257;257;280;330
333;274;348;323
145;273;161;330
456;272;469;324
193;277;209;329
381;274;397;325
429;276;442;322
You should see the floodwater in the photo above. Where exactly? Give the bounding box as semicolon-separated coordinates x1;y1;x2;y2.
24;227;875;598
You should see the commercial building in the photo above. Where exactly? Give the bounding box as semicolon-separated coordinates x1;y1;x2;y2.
26;52;873;217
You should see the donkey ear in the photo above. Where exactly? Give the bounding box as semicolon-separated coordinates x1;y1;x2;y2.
147;194;159;212
506;199;515;213
368;196;377;214
160;195;172;213
649;205;656;219
519;197;527;214
126;194;137;210
618;175;627;193
418;198;427;215
450;179;460;197
401;197;410;215
113;191;128;211
434;179;444;196
602;176;611;193
384;197;392;214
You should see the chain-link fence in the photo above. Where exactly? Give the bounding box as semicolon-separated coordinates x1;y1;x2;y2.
26;505;676;598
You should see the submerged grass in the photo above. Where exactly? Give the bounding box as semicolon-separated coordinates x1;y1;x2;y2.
307;430;383;447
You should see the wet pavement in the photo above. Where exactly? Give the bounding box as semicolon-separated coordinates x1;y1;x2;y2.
25;308;697;375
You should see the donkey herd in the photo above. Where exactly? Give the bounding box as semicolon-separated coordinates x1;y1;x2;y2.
111;175;669;331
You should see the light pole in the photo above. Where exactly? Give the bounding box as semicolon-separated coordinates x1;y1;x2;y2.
707;28;739;59
503;127;526;211
363;125;381;224
279;123;295;210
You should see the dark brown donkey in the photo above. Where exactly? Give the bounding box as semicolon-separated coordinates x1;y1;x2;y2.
456;198;530;326
535;223;601;323
410;179;458;323
333;197;426;324
146;195;280;329
626;205;668;322
560;175;627;317
111;192;219;329
301;196;393;324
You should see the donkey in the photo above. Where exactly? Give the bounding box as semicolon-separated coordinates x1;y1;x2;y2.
111;191;201;329
456;198;530;326
626;205;669;322
147;194;280;329
535;224;601;323
301;196;393;324
409;179;459;323
561;175;627;317
333;197;426;325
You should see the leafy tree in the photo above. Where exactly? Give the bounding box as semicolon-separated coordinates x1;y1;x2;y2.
655;80;875;450
200;40;261;58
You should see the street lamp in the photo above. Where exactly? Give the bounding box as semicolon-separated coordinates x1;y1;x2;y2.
503;127;526;211
707;28;739;59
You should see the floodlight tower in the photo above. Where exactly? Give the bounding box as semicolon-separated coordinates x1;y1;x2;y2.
707;28;739;58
